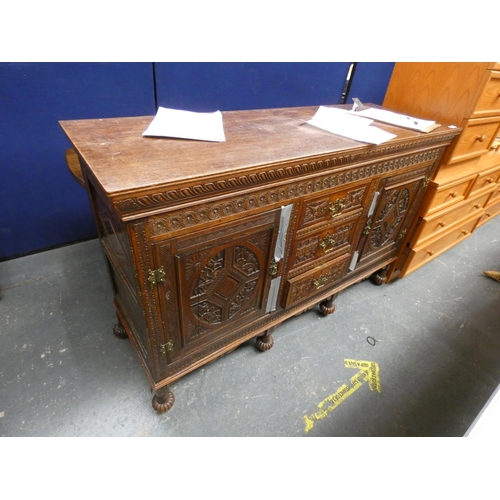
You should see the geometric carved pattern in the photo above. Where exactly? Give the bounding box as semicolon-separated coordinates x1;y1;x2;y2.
371;188;410;248
189;245;260;336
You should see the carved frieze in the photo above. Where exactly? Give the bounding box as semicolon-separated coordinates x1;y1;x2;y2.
148;150;442;237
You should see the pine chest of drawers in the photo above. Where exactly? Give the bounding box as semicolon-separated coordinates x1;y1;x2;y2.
383;63;500;279
60;105;459;412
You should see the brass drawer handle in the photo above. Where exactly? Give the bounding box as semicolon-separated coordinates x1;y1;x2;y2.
328;198;346;218
476;135;487;142
313;275;328;289
319;234;336;253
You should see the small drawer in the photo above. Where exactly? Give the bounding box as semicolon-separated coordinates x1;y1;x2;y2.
477;198;500;227
487;184;500;205
468;164;500;195
289;217;358;274
471;71;500;118
444;117;500;164
400;213;481;277
284;253;350;308
298;181;371;230
425;176;476;215
476;141;500;171
411;192;490;245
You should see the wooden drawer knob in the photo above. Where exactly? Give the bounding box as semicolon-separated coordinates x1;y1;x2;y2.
476;135;487;142
438;221;446;227
461;230;469;235
487;178;494;183
486;212;492;217
474;204;481;209
450;191;458;198
426;250;434;256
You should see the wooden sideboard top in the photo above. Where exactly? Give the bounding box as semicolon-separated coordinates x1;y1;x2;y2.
60;105;457;196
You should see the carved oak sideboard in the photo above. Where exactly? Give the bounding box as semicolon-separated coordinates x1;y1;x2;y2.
60;105;460;412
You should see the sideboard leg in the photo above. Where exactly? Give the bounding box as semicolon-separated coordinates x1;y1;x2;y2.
113;319;128;339
256;326;275;351
152;385;175;413
319;294;338;316
371;267;388;286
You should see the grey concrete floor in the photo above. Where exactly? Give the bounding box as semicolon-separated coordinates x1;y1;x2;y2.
1;215;500;437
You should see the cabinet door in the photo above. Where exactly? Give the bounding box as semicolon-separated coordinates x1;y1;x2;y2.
152;208;285;362
355;166;433;269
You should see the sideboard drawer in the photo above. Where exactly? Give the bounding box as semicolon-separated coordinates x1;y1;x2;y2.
289;217;357;274
400;213;481;277
425;175;476;215
284;253;350;308
297;182;371;230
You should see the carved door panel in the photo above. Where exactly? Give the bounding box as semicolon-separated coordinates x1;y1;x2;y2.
152;208;284;361
355;166;433;268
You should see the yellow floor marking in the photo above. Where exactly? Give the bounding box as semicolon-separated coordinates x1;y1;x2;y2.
303;359;381;433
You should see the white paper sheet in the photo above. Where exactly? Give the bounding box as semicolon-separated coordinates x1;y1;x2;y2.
142;107;226;142
306;106;397;145
349;107;436;132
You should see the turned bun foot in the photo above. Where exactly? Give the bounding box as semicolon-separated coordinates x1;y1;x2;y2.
256;327;275;351
113;323;128;339
371;272;387;286
152;387;175;413
319;294;337;316
319;300;336;315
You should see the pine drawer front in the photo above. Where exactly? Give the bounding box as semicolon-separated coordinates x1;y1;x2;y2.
476;142;500;172
425;176;476;215
400;214;481;277
478;197;500;226
284;253;351;308
487;184;500;205
444;117;500;164
412;192;490;246
471;71;500;118
469;164;500;195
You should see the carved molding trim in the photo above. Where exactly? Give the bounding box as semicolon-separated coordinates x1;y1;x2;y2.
117;147;446;216
149;150;442;237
